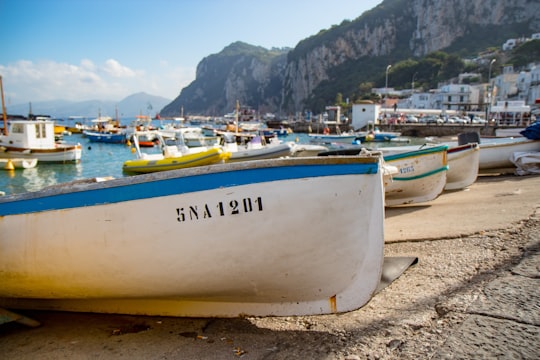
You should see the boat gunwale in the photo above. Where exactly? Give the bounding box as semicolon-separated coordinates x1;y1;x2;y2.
0;155;382;208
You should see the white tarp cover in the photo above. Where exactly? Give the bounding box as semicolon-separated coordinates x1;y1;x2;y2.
511;151;540;175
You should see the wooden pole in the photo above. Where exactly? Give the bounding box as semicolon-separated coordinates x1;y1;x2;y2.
0;75;8;135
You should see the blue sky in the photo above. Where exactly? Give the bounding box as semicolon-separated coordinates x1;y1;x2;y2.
0;0;382;106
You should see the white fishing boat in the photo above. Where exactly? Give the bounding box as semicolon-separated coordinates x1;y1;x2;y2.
0;155;386;318
479;137;540;170
381;145;449;206
0;119;82;163
0;76;82;163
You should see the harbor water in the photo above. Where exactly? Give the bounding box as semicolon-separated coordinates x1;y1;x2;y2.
0;127;429;196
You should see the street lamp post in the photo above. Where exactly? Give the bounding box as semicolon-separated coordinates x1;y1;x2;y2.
385;64;392;110
411;72;418;108
487;59;496;123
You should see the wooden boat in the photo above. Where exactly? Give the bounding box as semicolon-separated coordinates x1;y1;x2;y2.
445;142;479;190
479;137;540;170
0;119;82;163
371;142;478;191
0;78;81;163
382;145;448;206
318;144;449;206
0;158;38;169
0;155;386;317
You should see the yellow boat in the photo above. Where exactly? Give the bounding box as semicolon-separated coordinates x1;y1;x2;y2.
123;147;230;174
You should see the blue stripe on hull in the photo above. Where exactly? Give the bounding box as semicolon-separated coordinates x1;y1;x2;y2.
0;161;379;216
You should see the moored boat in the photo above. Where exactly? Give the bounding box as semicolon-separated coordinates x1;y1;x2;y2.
84;130;127;144
0;158;38;169
123;132;229;174
222;133;295;162
0;154;386;317
0;119;82;163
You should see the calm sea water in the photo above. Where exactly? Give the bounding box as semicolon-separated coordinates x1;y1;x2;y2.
0;123;429;196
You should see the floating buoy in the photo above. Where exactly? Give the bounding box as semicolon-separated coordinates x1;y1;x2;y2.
126;140;131;146
4;159;14;171
131;147;136;153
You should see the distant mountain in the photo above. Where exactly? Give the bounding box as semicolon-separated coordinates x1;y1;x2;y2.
5;92;171;119
160;0;540;116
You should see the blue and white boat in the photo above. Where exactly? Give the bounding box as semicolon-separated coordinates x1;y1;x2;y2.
0;154;386;318
83;130;126;144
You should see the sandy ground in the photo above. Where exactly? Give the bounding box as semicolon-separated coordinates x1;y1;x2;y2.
1;173;539;359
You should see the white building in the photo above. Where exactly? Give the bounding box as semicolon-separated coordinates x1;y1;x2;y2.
431;84;480;111
351;102;379;130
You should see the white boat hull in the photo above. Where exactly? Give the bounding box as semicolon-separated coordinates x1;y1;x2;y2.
445;143;480;190
0;158;38;169
227;142;294;162
0;156;385;317
479;138;540;169
308;134;357;144
382;145;448;206
0;146;82;163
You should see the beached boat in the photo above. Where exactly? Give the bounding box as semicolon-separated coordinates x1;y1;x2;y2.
0;154;386;317
0;158;38;169
318;145;448;206
0;119;82;163
373;142;478;191
479;137;540;170
382;145;449;206
445;142;480;190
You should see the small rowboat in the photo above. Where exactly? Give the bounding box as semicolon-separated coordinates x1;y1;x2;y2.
0;154;386;318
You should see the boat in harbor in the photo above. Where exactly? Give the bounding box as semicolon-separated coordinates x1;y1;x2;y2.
0;76;82;163
0;154;386;317
122;132;229;174
0;158;38;170
222;133;295;162
0;116;82;163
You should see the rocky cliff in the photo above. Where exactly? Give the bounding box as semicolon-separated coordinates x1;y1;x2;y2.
161;0;540;117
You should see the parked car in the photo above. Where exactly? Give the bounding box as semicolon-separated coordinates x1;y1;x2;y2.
405;115;418;123
472;117;487;124
420;115;443;124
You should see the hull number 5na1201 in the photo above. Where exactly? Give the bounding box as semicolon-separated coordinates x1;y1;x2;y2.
176;196;263;223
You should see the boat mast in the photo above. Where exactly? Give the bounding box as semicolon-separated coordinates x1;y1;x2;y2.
0;75;7;135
